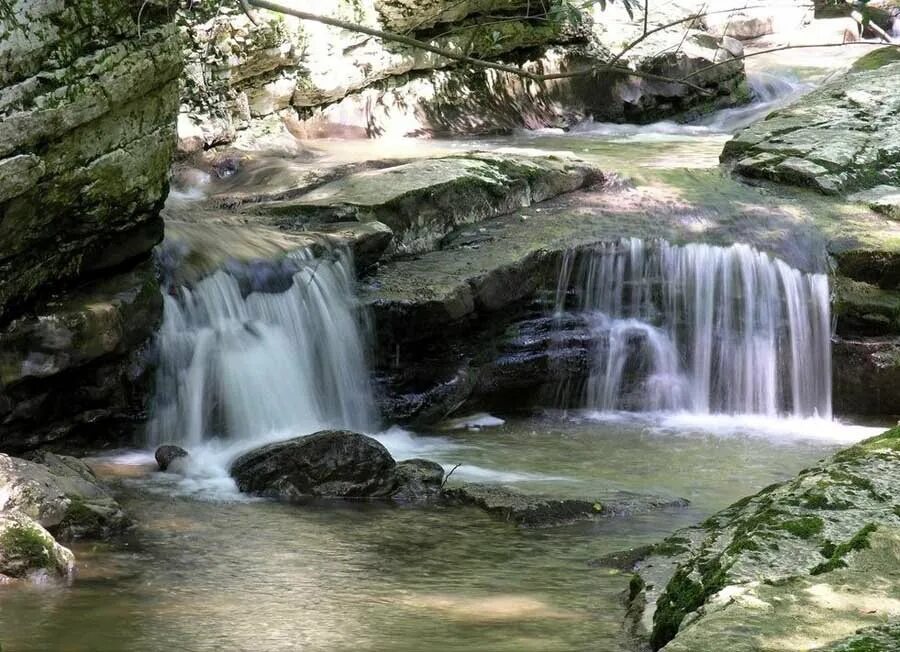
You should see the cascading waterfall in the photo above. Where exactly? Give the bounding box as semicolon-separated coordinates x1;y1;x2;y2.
148;248;376;450
555;238;832;418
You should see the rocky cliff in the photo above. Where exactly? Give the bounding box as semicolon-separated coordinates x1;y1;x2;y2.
175;0;748;149
0;1;182;451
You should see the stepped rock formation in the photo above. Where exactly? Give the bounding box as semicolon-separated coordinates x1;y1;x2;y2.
0;1;182;451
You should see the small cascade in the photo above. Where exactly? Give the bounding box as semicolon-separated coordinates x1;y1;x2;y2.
148;249;376;450
555;239;832;418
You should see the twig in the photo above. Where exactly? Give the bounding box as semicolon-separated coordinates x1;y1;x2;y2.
441;463;462;489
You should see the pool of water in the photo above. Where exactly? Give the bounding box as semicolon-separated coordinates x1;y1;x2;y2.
0;415;882;652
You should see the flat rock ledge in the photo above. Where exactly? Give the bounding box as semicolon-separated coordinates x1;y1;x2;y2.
445;484;689;528
618;425;900;652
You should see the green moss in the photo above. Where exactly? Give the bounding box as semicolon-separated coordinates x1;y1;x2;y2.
780;516;825;539
628;574;645;602
828;470;887;502
651;558;729;649
802;490;853;511
811;524;878;575
851;47;900;73
0;524;55;571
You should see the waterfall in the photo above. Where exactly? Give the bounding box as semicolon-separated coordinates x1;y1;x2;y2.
555;239;832;418
148;248;376;449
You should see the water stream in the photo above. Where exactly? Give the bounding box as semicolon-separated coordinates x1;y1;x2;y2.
1;58;889;651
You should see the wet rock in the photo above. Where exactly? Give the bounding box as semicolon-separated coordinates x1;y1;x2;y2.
230;430;400;499
702;1;812;39
625;426;900;651
445;484;688;527
0;453;129;541
392;459;445;502
722;58;900;196
0;262;163;452
155;445;189;472
833;338;900;415
0;512;75;585
849;185;900;220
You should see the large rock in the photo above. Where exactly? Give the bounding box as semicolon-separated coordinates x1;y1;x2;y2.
0;512;74;584
0;263;162;452
374;0;529;32
721;56;900;195
833;338;900;415
0;1;181;321
248;152;599;253
624;426;900;651
230;430;442;500
0;452;129;540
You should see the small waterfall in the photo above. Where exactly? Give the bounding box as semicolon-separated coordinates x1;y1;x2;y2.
148;249;376;450
555;239;832;418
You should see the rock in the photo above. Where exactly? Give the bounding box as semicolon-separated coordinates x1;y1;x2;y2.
0;2;181;322
0;262;163;452
833;338;900;415
374;0;529;32
230;430;399;499
0;452;128;541
445;483;688;527
249;152;599;254
625;426;900;651
721;60;900;195
702;1;813;39
392;459;445;502
155;445;189;472
849;185;900;219
0;512;74;585
833;277;900;336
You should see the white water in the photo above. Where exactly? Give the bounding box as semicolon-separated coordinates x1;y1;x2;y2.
566;72;810;140
556;239;832;418
148;248;377;461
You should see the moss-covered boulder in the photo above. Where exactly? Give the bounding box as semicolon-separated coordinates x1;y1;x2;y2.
625;426;900;651
721;55;900;196
0;452;129;540
0;512;74;584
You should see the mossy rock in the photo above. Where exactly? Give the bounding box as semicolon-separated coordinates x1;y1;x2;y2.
0;513;74;582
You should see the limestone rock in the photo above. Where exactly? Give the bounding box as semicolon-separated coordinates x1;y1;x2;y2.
0;512;74;585
0;452;128;540
248;152;600;253
374;0;529;32
0;1;181;321
721;59;900;195
625;426;900;650
391;459;445;502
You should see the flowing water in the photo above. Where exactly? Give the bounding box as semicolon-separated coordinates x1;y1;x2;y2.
555;238;832;417
1;55;889;651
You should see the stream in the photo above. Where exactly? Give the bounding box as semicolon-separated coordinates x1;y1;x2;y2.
0;51;890;651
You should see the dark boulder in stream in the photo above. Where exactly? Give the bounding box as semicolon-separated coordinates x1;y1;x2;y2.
230;430;443;501
155;445;189;472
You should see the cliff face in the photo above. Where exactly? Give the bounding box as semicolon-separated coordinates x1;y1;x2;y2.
175;0;748;149
0;1;182;451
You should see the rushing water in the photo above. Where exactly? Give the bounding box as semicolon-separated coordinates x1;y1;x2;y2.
148;248;376;460
555;238;832;417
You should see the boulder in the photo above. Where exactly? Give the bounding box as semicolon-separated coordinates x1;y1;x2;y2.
155;445;189;472
391;459;445;502
374;0;529;32
833;338;900;415
0;512;74;585
721;59;900;196
0;452;129;540
625;426;900;651
702;1;813;39
230;430;400;499
445;483;689;527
